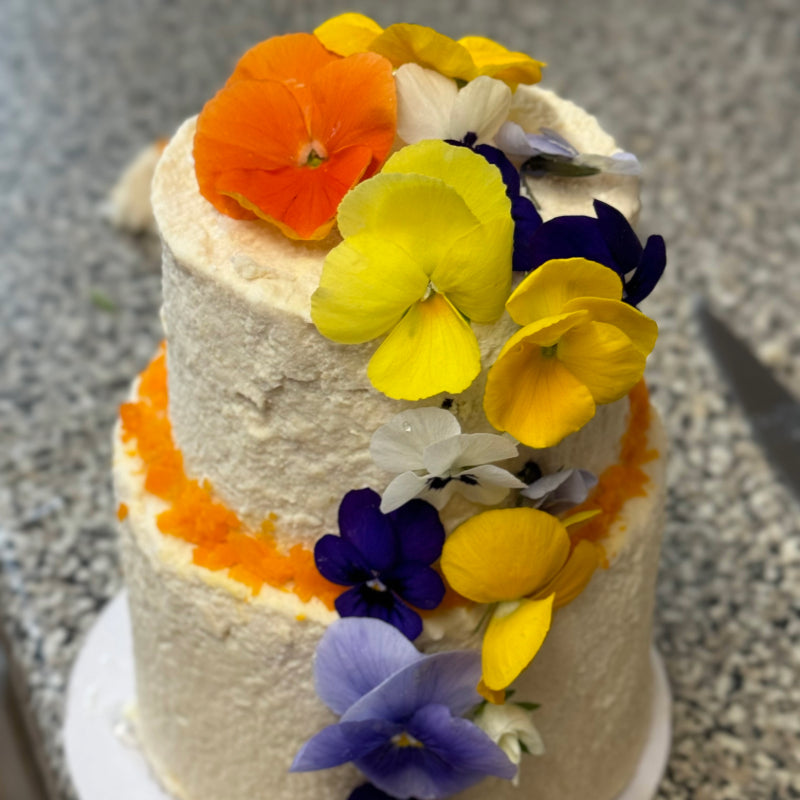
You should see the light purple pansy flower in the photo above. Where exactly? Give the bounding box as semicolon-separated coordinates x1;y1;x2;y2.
520;468;598;516
291;618;516;799
495;123;641;177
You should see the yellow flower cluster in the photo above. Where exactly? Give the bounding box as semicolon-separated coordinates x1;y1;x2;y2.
315;13;545;87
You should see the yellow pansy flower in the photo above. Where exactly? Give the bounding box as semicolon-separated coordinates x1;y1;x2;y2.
483;258;658;449
311;140;513;401
441;507;601;699
315;13;545;87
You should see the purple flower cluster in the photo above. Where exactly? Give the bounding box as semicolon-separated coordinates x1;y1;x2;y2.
315;488;446;640
291;618;515;799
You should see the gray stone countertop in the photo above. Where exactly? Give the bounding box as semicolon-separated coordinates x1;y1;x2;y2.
1;0;799;798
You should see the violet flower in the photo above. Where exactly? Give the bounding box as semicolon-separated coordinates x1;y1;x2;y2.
291;618;516;799
520;467;598;516
314;489;446;640
496;123;641;178
524;198;666;305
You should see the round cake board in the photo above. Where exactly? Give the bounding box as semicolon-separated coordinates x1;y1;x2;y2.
65;591;672;800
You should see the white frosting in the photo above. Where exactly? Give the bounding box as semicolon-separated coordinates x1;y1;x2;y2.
115;404;666;800
153;92;639;547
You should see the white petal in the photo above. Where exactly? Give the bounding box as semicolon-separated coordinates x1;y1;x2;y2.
395;63;459;144
421;435;462;477
420;479;459;511
451;433;520;470
453;465;525;505
380;472;429;513
370;407;461;472
447;76;512;144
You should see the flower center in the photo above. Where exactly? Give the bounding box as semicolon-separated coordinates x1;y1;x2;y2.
298;140;328;168
366;577;387;592
541;344;558;358
391;731;424;749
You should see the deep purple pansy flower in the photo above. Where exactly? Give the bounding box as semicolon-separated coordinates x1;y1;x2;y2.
291;618;516;799
314;488;446;641
447;134;542;273
349;784;404;800
524;198;666;305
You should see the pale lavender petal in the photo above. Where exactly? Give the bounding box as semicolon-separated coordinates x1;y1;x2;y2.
314;618;423;715
290;719;399;771
342;651;482;725
449;433;520;470
371;408;461;473
495;121;577;159
380;472;429;514
521;468;598;515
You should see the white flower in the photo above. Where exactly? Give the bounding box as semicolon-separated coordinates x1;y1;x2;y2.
474;702;545;785
370;407;525;513
394;63;512;146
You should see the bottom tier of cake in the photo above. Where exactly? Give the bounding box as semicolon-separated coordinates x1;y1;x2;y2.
113;383;666;800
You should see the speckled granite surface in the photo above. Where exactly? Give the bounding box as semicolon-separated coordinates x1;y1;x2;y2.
1;0;799;798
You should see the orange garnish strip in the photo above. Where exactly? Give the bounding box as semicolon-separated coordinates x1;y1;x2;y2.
118;345;342;610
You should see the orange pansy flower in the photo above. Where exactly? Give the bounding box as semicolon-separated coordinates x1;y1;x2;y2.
193;33;397;240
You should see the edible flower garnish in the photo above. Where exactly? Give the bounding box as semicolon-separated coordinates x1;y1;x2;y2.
524;199;667;306
315;13;545;87
483;258;658;448
193;33;396;240
496;124;640;177
520;465;598;516
291;617;516;797
311;140;513;400
394;65;511;147
440;507;602;697
371;407;524;513
314;488;445;640
473;701;544;785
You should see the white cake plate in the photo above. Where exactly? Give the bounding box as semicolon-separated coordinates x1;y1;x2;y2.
65;591;672;800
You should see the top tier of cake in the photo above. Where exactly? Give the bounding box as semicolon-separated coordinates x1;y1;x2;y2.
152;88;640;548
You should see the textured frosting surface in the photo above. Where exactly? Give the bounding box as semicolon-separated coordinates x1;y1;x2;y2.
115;405;666;800
154;98;640;545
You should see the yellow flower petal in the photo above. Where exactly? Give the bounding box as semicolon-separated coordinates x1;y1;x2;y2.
314;13;383;57
458;35;545;86
506;258;623;325
496;311;589;356
558;321;647;404
561;509;602;529
484;334;596;448
563;297;658;357
533;540;602;610
441;508;570;604
382;139;511;225
433;218;513;324
312;233;429;343
482;595;555;691
477;679;507;705
367;292;481;400
336;170;479;267
369;24;477;80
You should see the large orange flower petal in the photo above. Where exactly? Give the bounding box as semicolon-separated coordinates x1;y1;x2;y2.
194;80;308;220
309;52;397;179
220;145;374;240
226;33;338;123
